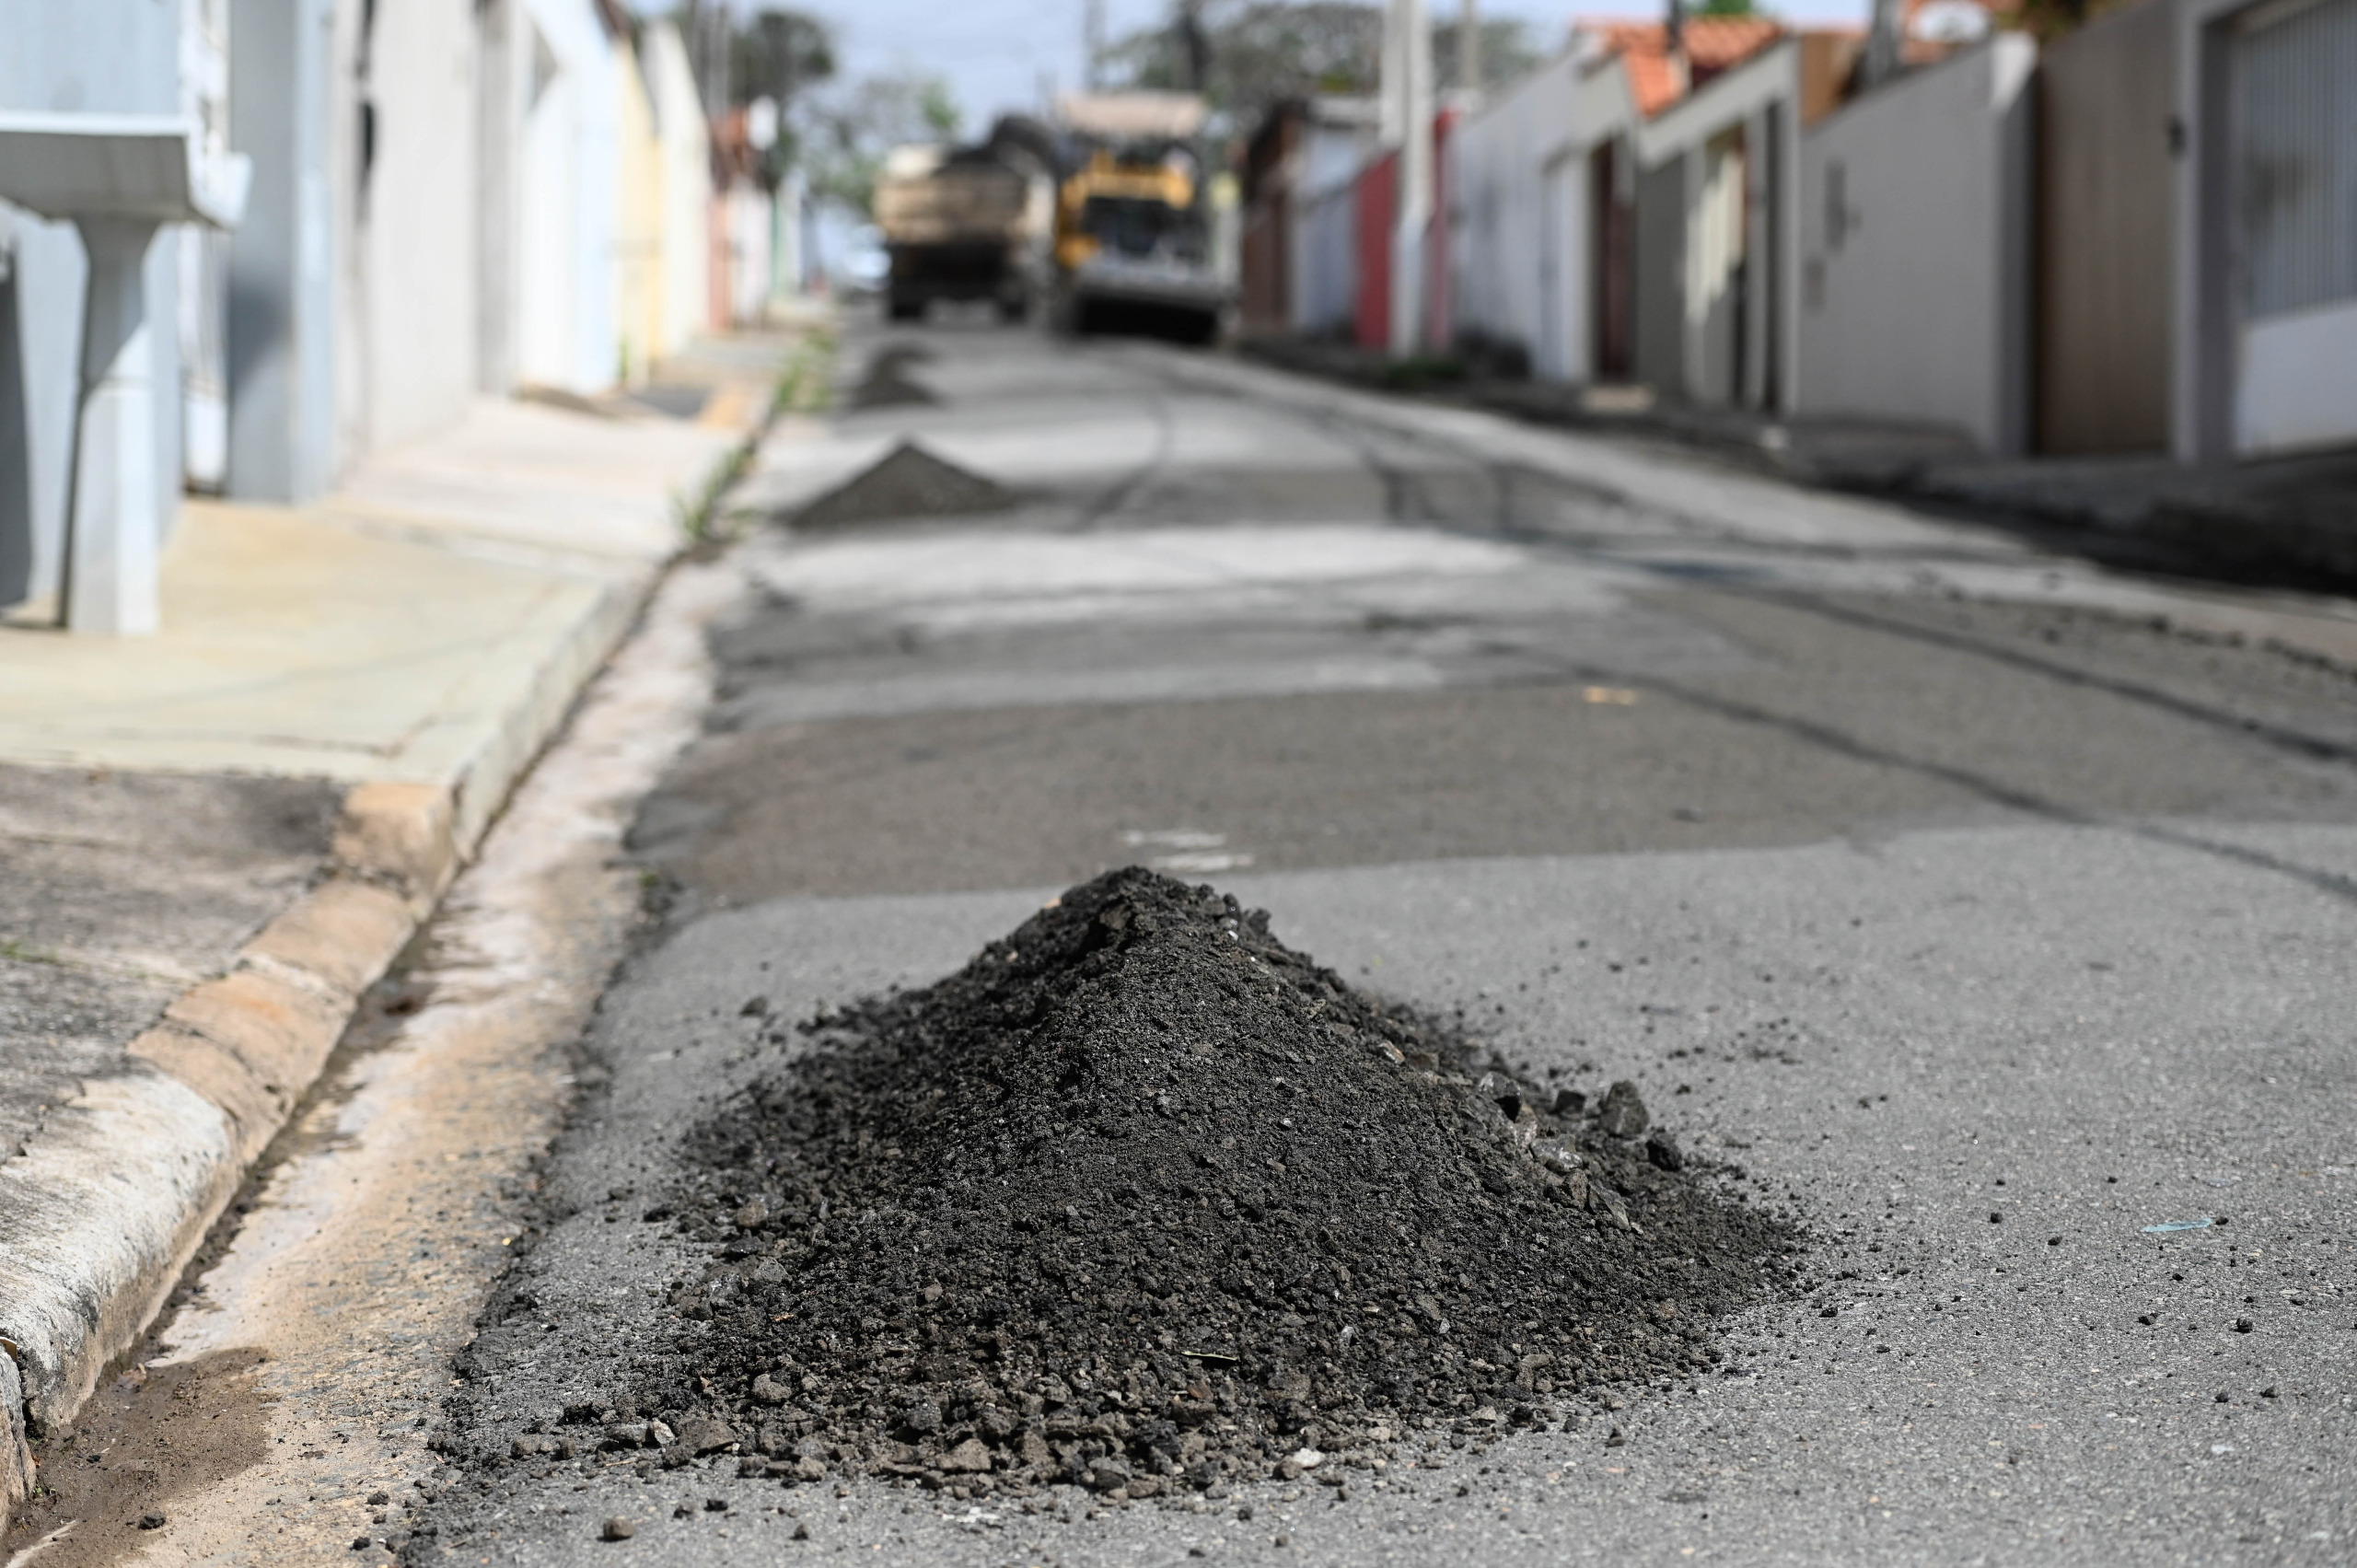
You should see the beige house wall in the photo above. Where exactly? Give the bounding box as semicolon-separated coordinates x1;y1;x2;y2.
613;35;662;387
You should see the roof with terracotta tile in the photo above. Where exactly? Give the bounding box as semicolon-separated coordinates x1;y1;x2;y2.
1576;16;1789;117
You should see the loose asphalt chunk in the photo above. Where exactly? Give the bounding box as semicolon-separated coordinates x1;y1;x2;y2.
790;438;1017;531
582;868;1799;1502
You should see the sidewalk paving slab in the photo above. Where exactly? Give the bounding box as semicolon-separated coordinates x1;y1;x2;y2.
0;333;800;1518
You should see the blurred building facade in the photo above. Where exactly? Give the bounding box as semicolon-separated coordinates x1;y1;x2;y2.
0;0;774;630
1237;0;2357;467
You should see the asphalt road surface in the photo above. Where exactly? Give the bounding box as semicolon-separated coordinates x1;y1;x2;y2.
78;315;2357;1568
396;318;2357;1566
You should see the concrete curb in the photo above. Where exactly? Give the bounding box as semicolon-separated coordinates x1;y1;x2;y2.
0;582;652;1517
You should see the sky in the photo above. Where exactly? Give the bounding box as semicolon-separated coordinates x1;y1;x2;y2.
645;0;1875;136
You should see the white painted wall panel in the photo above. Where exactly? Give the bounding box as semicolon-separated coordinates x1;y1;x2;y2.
1795;37;2034;451
2237;296;2357;455
1449;51;1628;381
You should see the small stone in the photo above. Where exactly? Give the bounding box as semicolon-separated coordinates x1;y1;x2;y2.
939;1437;994;1473
1989;1213;2003;1224
646;1419;676;1447
793;1521;811;1540
1530;1137;1582;1176
511;1434;561;1458
2235;1318;2254;1333
790;1456;828;1483
1596;1081;1649;1138
601;1517;636;1541
734;1201;771;1230
1287;1446;1324;1470
677;1415;738;1454
1644;1133;1683;1172
1086;1456;1132;1493
350;1539;373;1551
137;1512;167;1530
751;1373;793;1406
2261;1386;2279;1399
366;1492;389;1505
740;995;771;1017
1604;1426;1626;1447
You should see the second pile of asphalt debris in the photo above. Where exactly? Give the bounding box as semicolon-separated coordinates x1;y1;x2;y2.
593;868;1802;1500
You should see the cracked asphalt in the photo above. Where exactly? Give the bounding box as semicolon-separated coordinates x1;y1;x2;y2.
361;318;2357;1563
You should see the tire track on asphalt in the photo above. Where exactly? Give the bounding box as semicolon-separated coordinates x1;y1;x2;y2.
1507;649;2357;911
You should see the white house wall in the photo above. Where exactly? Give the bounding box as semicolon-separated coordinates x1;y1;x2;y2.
1450;52;1632;381
516;0;617;394
644;20;708;357
349;0;482;453
1795;37;2035;452
1632;41;1801;412
1293;180;1357;336
1289;121;1368;336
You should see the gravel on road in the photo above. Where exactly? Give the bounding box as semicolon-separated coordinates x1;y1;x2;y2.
594;868;1798;1502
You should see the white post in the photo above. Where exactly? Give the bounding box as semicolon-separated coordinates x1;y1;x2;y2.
1390;0;1432;357
65;217;163;636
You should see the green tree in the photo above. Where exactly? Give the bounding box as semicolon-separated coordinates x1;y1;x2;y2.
803;70;966;216
1107;2;1385;124
729;8;836;109
1105;3;1542;133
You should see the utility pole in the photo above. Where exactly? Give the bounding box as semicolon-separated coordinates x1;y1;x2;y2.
1861;0;1904;90
1386;0;1432;357
1459;0;1480;95
1177;0;1210;95
1084;0;1105;91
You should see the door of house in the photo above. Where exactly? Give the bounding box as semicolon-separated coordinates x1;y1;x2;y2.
2232;0;2357;455
1689;127;1749;406
1536;153;1567;380
1590;139;1634;381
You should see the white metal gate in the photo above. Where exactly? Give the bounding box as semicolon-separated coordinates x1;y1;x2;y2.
180;0;231;492
2233;0;2357;456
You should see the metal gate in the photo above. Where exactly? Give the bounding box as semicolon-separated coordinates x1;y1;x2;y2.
2233;0;2357;455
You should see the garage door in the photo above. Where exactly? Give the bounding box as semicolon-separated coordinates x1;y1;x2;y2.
2234;0;2357;456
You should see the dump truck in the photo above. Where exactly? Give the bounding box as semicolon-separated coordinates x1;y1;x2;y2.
872;144;1042;323
1051;92;1232;343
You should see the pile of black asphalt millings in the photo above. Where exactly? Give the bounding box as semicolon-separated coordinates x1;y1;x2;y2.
627;868;1800;1500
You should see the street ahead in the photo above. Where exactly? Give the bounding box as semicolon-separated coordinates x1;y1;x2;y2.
51;316;2357;1567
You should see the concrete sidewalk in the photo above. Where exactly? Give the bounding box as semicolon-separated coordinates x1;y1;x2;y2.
0;331;807;1516
1240;336;2357;597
